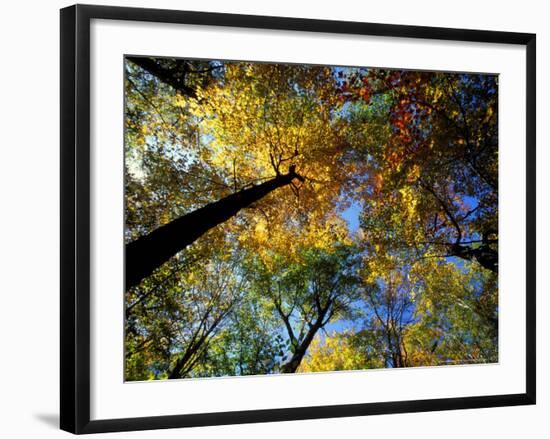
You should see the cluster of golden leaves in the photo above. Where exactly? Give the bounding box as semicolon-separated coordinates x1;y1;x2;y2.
185;63;356;266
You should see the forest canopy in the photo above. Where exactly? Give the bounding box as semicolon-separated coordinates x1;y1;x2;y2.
124;57;498;381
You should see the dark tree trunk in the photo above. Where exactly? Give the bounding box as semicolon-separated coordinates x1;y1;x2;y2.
450;243;498;273
280;323;322;373
279;300;332;374
127;56;198;97
168;347;196;380
126;167;303;289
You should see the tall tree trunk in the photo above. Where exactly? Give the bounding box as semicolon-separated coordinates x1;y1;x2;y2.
126;167;303;289
449;243;498;273
280;300;332;374
280;323;322;373
127;56;197;97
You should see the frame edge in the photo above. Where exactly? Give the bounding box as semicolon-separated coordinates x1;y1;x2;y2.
60;4;78;434
61;4;94;434
525;34;536;404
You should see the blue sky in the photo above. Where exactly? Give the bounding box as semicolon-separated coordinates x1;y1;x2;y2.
340;200;362;233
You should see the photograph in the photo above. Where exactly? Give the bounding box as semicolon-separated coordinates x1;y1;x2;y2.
123;57;499;381
0;0;542;436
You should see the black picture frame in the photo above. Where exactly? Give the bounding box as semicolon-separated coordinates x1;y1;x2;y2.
60;4;536;434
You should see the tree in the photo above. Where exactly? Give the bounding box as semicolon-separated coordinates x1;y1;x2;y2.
125;241;247;380
362;276;416;368
358;256;497;368
342;69;498;273
125;60;349;288
405;259;498;366
126;56;220;98
191;294;286;377
126;166;304;288
251;244;361;373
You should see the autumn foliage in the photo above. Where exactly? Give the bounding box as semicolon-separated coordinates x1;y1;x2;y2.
124;57;498;380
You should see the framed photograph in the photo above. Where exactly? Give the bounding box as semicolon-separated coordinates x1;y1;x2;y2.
60;4;536;434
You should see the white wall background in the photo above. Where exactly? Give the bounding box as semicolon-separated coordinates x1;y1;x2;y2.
0;0;546;437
